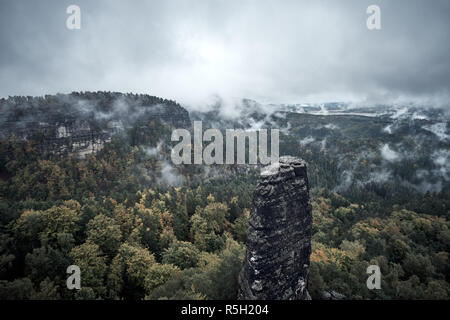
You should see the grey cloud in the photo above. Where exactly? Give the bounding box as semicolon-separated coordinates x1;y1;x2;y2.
1;0;450;107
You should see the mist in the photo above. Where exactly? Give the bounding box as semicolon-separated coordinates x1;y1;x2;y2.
1;0;450;109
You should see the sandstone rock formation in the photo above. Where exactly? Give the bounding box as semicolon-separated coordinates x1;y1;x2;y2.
0;92;190;157
238;156;312;300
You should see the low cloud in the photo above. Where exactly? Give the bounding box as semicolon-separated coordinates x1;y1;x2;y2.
380;144;400;162
159;161;182;187
423;123;449;141
1;1;450;108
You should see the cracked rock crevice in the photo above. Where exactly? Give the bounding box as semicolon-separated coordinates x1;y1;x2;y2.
238;156;312;300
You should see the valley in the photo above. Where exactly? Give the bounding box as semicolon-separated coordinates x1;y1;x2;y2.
0;92;448;300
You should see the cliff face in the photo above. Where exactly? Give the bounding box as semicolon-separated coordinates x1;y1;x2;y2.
238;156;312;300
0;92;190;157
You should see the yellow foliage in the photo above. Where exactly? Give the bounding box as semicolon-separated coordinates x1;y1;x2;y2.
311;242;352;267
207;194;215;204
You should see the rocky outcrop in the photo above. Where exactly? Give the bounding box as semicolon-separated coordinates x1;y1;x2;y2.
0;92;191;157
238;156;312;300
321;290;346;300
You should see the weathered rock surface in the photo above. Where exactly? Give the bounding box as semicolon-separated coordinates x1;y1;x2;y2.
321;290;346;300
238;156;312;300
0;92;190;157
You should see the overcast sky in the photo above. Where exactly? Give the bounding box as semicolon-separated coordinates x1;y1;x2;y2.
1;0;449;108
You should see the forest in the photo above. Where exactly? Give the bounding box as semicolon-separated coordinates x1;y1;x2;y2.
0;92;449;299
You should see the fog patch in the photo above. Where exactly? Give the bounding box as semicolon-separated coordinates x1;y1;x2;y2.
324;123;339;130
432;149;450;180
159;161;182;187
319;138;327;151
299;136;315;147
423;123;449;141
334;170;353;192
390;107;408;119
141;141;163;159
367;169;392;184
383;124;393;134
411;112;428;120
381;144;400;162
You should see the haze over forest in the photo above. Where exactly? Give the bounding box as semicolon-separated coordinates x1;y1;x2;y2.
1;0;450;110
